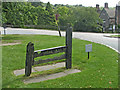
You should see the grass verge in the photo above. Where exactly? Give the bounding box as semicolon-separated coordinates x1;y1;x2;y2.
2;34;118;88
110;35;120;38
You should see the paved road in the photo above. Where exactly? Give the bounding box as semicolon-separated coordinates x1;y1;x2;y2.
0;27;119;53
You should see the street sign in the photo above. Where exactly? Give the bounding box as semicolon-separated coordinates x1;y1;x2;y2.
85;44;92;59
55;14;60;20
85;44;92;52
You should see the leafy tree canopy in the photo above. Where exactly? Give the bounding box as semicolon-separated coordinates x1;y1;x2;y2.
2;2;102;32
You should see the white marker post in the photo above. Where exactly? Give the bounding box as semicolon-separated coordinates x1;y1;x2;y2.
85;44;92;59
3;24;6;35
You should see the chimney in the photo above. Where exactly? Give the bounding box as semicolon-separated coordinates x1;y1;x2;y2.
96;4;100;10
105;3;108;8
116;5;120;24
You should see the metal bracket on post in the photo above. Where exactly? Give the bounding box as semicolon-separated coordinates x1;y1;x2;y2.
25;42;34;77
66;25;72;69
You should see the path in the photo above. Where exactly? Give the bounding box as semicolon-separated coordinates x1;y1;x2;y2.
13;62;81;83
1;42;21;46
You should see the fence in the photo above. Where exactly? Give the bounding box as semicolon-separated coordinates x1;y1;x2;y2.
25;26;72;76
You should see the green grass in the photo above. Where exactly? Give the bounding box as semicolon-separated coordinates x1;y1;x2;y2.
110;35;120;38
2;34;118;88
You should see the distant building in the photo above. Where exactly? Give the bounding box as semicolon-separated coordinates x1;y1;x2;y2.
116;1;120;25
96;4;101;14
96;2;120;31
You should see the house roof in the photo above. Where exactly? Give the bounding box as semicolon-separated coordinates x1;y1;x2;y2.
104;8;115;18
97;9;101;14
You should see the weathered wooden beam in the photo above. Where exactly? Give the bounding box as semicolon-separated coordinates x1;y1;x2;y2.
33;54;65;65
34;46;66;58
66;26;72;69
25;42;34;76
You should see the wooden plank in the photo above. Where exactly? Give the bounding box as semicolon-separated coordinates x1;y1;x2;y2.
34;46;66;58
33;54;66;65
34;46;66;52
66;26;72;69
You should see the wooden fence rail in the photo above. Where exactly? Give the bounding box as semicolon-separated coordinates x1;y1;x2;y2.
25;26;72;76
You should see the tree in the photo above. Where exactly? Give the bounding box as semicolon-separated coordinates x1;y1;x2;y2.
2;12;7;24
46;2;52;12
71;7;102;32
55;6;72;28
30;1;44;7
2;2;102;32
45;2;56;26
2;2;38;27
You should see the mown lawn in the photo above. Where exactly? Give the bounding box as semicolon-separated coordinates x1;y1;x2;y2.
110;35;120;38
2;34;118;88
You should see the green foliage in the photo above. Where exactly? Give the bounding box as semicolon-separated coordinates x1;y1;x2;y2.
54;6;73;30
2;12;7;24
118;24;120;28
45;2;56;26
46;2;52;13
71;7;102;32
2;2;35;26
54;5;102;32
2;2;56;28
2;2;103;32
30;2;44;7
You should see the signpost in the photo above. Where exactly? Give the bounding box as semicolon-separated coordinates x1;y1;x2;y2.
85;44;92;59
55;13;61;37
3;24;6;35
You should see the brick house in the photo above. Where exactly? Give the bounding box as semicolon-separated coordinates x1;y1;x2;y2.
96;2;120;31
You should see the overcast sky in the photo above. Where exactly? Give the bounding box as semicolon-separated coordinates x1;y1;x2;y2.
40;0;119;7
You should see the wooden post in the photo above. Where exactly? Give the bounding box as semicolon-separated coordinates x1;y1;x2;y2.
25;42;34;76
88;52;89;59
66;26;72;69
58;25;61;37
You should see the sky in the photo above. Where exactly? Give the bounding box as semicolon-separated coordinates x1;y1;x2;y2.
40;0;120;7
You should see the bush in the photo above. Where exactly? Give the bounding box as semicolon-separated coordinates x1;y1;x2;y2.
73;21;102;32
